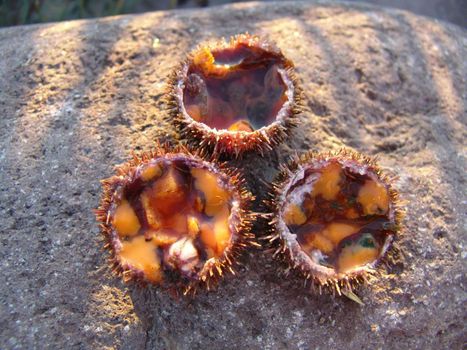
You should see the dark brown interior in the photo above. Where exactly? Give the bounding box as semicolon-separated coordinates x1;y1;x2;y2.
182;45;288;132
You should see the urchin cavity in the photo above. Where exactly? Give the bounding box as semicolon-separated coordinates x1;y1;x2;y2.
267;150;401;293
96;146;255;295
167;33;302;157
183;42;288;131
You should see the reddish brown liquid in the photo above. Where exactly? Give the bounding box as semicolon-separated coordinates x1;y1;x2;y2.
183;46;288;131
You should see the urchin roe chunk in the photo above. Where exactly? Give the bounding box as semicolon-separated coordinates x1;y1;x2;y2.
358;179;390;216
187;216;201;239
337;233;379;273
141;192;161;230
228;120;254;132
191;168;230;217
113;199;141;237
140;163;163;182
144;229;179;246
283;203;307;226
321;223;361;245
192;47;218;75
200;206;232;258
305;233;334;254
119;235;162;283
149;166;188;216
213;206;232;255
311;162;342;201
200;222;216;258
300;223;360;255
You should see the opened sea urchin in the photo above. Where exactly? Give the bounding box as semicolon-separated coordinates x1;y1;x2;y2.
96;145;255;294
166;33;301;157
266;150;401;294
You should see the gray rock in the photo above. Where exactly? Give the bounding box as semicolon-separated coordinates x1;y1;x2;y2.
0;1;465;349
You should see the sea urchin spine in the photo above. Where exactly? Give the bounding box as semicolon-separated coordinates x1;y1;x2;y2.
95;145;256;295
265;150;402;294
166;33;302;157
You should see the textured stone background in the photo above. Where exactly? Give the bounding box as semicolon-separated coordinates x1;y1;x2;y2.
0;1;465;349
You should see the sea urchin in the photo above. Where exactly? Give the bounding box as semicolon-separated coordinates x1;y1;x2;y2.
265;150;401;294
166;33;301;157
96;145;255;295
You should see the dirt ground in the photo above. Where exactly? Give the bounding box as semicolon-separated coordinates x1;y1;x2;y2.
0;1;465;349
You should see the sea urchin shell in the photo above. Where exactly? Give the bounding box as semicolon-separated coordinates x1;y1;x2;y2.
96;145;255;294
266;150;401;294
166;33;301;157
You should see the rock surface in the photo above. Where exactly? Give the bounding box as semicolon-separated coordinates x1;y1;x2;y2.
0;1;465;349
